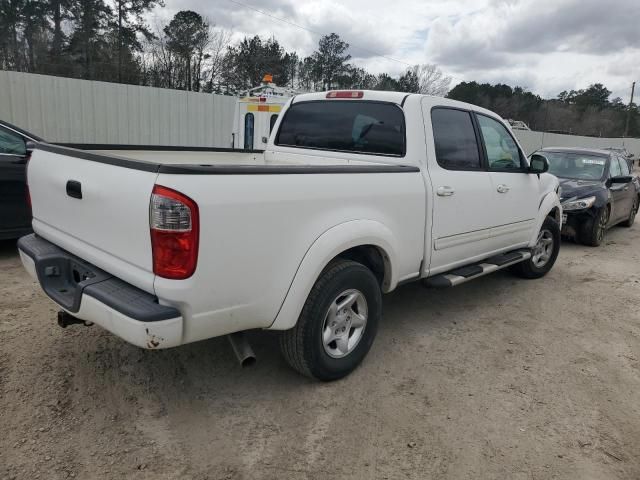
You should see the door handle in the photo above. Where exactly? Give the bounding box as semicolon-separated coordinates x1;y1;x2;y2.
497;184;510;193
66;180;82;199
436;186;455;197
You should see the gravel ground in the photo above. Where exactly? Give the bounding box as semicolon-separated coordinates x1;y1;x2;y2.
1;221;640;480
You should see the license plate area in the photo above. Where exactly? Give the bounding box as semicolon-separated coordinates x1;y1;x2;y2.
36;254;111;313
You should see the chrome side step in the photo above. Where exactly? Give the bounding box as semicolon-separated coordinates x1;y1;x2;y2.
423;249;532;288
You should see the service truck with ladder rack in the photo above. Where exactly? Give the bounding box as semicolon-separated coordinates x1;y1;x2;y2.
231;74;297;150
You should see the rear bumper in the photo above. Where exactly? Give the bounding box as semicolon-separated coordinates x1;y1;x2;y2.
18;234;183;349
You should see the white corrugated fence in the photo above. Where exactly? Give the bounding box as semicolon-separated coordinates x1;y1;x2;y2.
514;130;640;157
0;70;236;147
1;70;639;156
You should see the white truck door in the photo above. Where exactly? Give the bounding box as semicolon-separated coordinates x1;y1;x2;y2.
253;111;279;149
475;113;538;247
240;105;280;150
423;102;498;274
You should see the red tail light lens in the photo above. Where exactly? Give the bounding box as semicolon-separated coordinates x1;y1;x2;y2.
150;185;199;279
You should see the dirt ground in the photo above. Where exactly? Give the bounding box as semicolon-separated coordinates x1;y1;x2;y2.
1;222;640;480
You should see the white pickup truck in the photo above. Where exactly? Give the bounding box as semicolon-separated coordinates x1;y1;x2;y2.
18;90;561;381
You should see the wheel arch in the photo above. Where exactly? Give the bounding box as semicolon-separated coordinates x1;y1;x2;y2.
268;220;399;331
547;206;561;224
530;191;563;247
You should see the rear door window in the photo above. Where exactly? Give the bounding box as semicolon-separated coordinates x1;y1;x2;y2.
275;101;405;156
431;108;482;170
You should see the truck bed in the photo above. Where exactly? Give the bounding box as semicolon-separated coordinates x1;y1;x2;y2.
26;139;424;346
40;142;415;171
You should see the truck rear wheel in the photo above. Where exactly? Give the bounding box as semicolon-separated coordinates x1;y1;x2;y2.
279;259;381;381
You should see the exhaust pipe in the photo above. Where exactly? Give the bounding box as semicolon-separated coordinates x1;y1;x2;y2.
227;332;256;367
57;311;93;328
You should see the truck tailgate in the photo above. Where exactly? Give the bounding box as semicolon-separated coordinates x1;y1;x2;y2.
28;148;159;292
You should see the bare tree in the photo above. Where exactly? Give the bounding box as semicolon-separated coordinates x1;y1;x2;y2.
142;17;230;92
408;64;451;96
198;22;230;92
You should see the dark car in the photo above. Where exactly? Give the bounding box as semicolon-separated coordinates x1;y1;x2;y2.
534;147;640;246
605;147;635;168
0;120;41;240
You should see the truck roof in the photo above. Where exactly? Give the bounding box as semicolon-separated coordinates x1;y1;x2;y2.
291;90;507;121
292;90;410;104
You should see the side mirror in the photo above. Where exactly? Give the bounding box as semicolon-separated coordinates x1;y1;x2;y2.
609;175;633;185
24;140;36;161
529;153;549;174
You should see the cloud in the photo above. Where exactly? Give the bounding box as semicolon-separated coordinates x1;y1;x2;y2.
156;0;640;99
425;16;511;70
500;0;640;55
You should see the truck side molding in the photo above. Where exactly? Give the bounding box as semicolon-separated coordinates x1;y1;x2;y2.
530;191;563;247
269;219;399;331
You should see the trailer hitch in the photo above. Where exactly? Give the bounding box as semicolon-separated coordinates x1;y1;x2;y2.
57;311;93;328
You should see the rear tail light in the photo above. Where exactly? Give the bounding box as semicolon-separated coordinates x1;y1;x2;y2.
326;91;364;99
150;185;199;279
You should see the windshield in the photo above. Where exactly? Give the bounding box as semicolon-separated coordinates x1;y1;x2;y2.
543;151;607;180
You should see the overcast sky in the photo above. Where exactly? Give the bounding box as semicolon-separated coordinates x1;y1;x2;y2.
153;0;639;100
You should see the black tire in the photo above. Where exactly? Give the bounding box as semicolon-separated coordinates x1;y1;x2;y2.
621;196;638;228
279;259;382;381
511;216;560;279
579;206;609;246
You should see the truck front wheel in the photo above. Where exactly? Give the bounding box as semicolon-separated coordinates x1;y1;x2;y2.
279;259;381;381
510;216;560;279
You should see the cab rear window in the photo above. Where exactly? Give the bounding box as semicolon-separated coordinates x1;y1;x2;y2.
275;101;405;156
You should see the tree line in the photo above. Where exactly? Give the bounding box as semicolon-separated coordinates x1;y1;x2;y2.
1;1;637;137
0;2;451;95
448;82;639;138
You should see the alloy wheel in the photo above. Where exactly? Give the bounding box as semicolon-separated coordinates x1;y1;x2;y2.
596;208;609;243
532;229;554;268
322;289;368;358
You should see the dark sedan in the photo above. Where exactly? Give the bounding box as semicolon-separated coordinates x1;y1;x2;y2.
535;147;640;246
0;121;40;240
